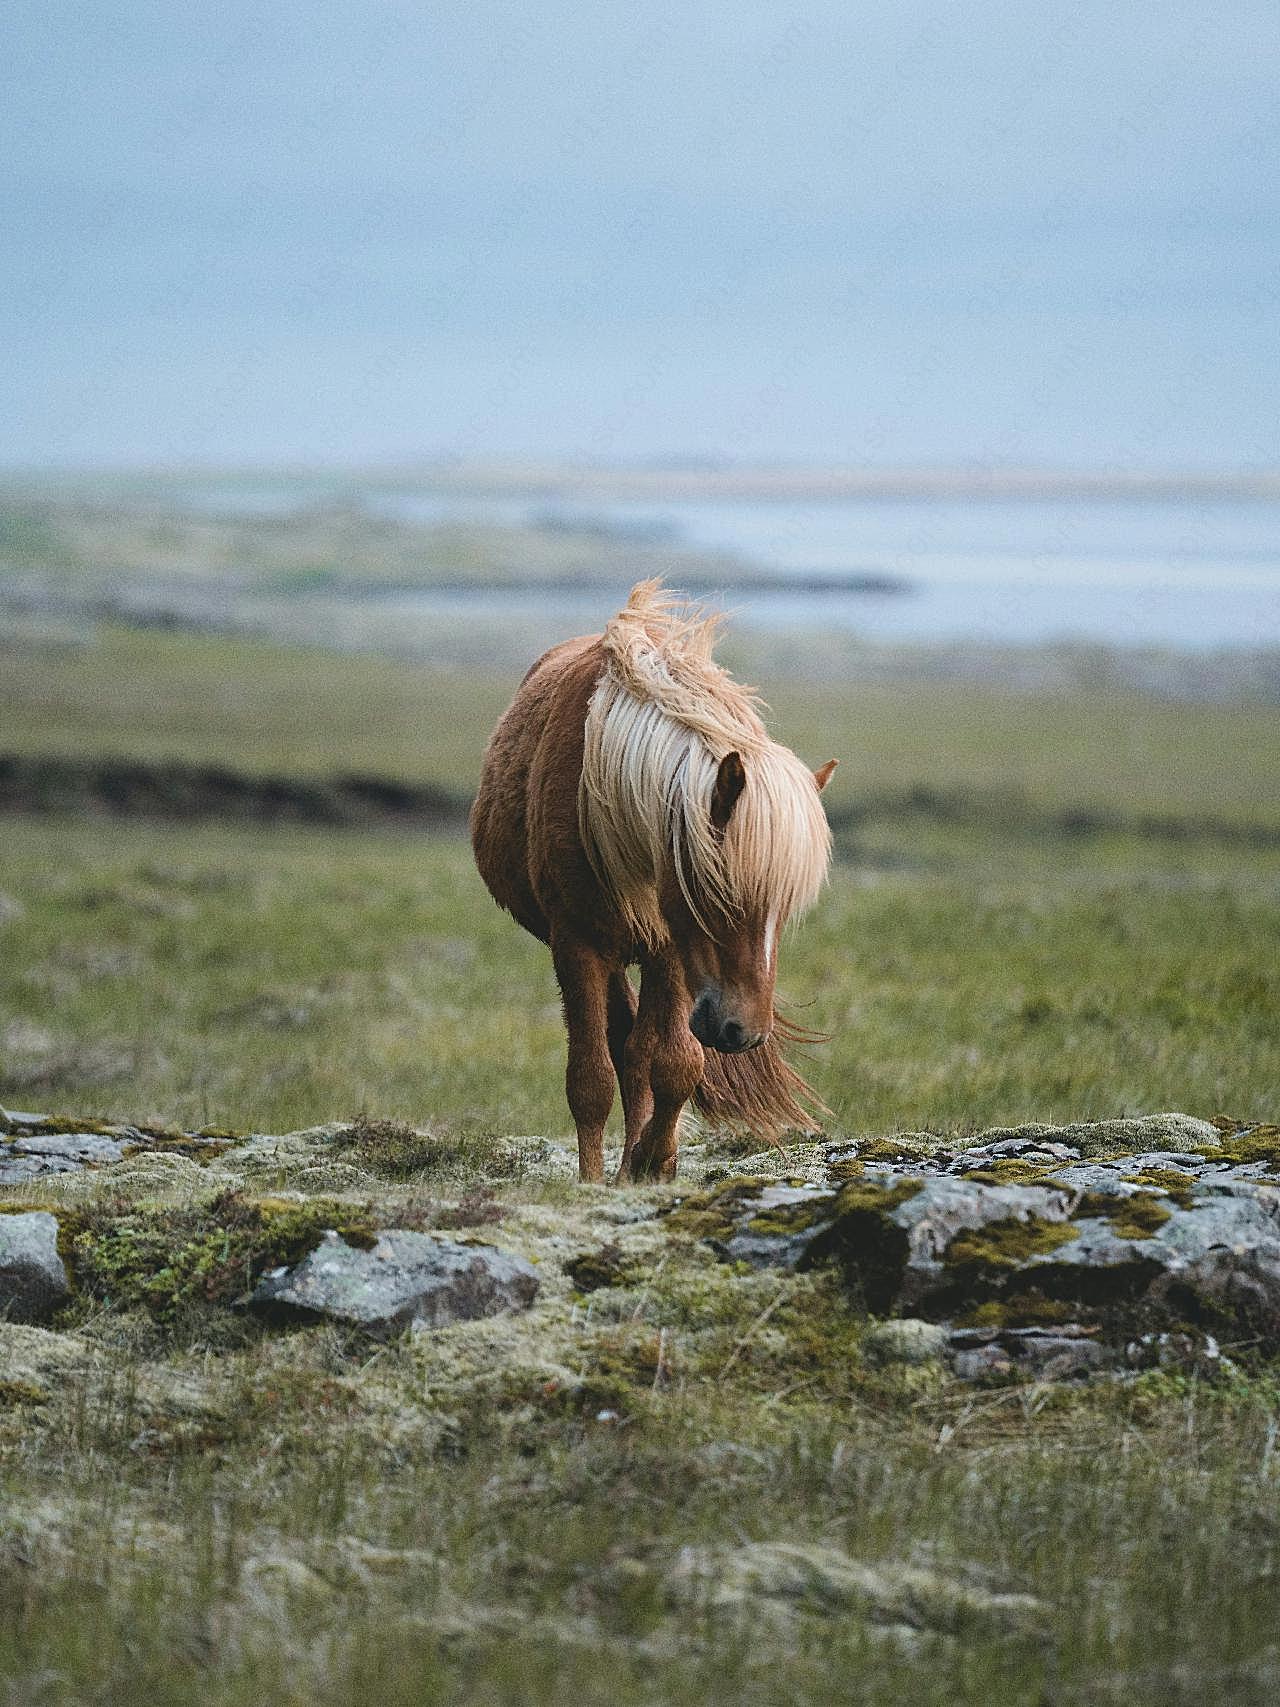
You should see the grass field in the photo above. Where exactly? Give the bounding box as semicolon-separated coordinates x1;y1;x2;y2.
0;818;1277;1139
3;620;1280;1704
7;623;1280;826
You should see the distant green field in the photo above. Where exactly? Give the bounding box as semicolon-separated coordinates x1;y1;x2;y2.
6;624;1280;828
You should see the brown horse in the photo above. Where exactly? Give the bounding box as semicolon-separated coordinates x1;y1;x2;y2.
471;580;837;1183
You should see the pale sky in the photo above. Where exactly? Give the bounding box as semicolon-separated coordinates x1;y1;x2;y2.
4;2;1278;467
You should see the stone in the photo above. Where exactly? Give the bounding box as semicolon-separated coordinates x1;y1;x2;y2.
249;1229;539;1334
0;1153;80;1185
0;1213;71;1321
704;1116;1280;1359
862;1317;949;1365
721;1181;839;1268
948;1326;1114;1381
11;1132;127;1163
0;1130;128;1185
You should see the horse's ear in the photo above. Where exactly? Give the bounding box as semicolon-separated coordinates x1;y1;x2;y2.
813;759;838;793
710;751;747;831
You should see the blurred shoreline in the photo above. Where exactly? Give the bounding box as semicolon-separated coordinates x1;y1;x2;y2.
3;481;1279;698
7;460;1280;503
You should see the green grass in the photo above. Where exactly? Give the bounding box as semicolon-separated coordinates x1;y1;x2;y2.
5;1268;1280;1705
1;817;1275;1135
6;624;1280;832
4;624;1280;1704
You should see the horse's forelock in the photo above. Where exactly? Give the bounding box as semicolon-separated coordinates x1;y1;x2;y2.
580;585;832;942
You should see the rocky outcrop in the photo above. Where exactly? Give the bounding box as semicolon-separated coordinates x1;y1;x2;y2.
0;1212;71;1321
249;1229;540;1334
0;1107;234;1185
669;1117;1280;1371
7;1104;1280;1373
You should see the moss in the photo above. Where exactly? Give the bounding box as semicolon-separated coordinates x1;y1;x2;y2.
1073;1190;1172;1239
959;1294;1079;1328
0;1113;242;1154
1;1114;124;1137
802;1178;924;1313
742;1198;835;1238
330;1116;443;1179
960;1158;1066;1188
564;1242;639;1293
944;1215;1079;1270
122;1133;236;1164
850;1136;943;1165
831;1177;923;1216
1123;1168;1196;1209
1194;1125;1280;1171
64;1190;379;1327
661;1177;788;1241
826;1157;865;1181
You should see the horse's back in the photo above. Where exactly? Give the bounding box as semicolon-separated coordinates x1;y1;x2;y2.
471;635;604;945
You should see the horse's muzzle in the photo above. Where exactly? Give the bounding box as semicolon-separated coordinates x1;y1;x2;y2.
690;993;764;1053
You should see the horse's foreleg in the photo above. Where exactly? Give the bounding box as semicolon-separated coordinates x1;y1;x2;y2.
552;937;615;1184
607;971;653;1179
620;958;703;1184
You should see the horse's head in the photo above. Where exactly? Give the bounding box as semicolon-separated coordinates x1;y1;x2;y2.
666;751;837;1054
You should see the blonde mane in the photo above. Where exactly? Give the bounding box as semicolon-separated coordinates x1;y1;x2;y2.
579;580;832;945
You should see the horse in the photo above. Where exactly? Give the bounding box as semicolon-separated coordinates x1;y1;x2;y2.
470;579;837;1183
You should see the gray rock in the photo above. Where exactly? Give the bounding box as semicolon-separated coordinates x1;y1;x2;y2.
249;1229;539;1334
889;1177;1075;1309
0;1129;128;1185
721;1182;838;1268
863;1318;949;1365
703;1118;1280;1358
0;1106;48;1133
0;1213;71;1322
948;1326;1114;1381
952;1137;1080;1169
0;1153;82;1186
12;1132;127;1163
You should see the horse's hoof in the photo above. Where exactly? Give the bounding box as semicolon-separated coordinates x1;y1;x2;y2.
628;1151;678;1183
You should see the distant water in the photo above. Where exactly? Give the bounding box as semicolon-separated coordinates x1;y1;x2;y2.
161;480;1280;650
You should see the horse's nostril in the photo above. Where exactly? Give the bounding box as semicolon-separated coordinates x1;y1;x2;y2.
720;1019;746;1050
689;997;716;1045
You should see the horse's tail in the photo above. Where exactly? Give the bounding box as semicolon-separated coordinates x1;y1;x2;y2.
692;1014;830;1144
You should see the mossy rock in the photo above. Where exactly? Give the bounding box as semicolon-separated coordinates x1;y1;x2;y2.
1193;1126;1280;1171
1072;1190;1173;1240
660;1177;793;1241
959;1294;1083;1329
960;1158;1067;1188
944;1215;1081;1271
806;1178;925;1313
60;1190;379;1326
1122;1168;1196;1209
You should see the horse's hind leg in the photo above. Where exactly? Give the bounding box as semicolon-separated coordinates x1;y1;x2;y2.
552;937;616;1184
620;955;703;1184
